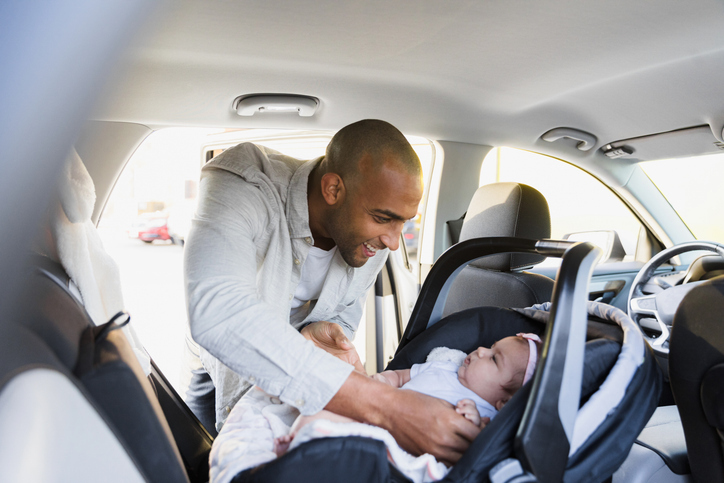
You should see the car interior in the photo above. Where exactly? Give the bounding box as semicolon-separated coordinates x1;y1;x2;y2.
2;0;724;482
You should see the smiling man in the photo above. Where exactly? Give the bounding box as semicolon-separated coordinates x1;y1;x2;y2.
185;119;479;464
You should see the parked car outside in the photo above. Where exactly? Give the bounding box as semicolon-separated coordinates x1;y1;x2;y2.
128;212;171;244
402;214;421;257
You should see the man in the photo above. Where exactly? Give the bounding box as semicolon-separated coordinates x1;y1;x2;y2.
185;119;479;464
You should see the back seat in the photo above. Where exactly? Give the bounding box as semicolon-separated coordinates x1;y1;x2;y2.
0;255;210;482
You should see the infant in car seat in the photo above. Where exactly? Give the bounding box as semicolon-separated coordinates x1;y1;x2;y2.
274;333;542;456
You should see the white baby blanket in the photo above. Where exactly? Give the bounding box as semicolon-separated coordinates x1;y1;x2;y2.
209;387;450;483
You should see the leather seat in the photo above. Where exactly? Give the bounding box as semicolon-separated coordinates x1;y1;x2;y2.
669;275;724;482
442;182;554;317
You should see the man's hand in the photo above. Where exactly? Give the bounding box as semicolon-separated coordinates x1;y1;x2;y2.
301;321;366;374
383;389;481;465
326;371;481;466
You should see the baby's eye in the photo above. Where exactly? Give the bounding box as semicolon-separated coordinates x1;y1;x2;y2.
492;354;497;364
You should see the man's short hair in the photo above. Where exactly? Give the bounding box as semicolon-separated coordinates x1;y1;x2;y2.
323;119;421;187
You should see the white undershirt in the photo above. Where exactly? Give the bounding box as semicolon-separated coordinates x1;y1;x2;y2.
290;246;338;318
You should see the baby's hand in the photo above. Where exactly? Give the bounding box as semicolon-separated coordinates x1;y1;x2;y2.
371;372;394;385
456;399;489;429
274;434;294;457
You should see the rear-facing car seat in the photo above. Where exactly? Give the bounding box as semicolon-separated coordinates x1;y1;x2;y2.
443;182;554;317
229;238;661;483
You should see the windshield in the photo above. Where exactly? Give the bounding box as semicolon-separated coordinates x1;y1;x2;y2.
641;152;724;244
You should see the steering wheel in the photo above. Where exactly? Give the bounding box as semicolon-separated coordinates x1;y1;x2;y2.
628;241;724;356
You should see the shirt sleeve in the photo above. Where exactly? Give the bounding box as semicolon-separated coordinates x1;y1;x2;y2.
185;168;353;415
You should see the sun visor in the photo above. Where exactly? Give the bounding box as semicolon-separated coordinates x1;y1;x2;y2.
601;125;724;162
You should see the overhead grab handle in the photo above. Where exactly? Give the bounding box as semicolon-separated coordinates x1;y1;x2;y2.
233;94;319;117
541;127;598;152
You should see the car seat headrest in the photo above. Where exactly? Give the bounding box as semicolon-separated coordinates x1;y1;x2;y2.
57;148;96;224
460;182;550;271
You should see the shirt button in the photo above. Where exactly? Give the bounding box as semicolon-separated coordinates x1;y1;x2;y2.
296;399;305;407
248;376;255;383
270;396;281;405
225;406;231;414
294;259;300;265
305;237;312;244
289;294;293;300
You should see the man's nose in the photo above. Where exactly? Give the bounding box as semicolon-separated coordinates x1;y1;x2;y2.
379;221;403;251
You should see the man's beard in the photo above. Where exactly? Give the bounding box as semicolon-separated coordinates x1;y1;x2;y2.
326;206;367;268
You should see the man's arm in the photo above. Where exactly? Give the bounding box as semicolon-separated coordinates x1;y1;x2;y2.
325;371;481;465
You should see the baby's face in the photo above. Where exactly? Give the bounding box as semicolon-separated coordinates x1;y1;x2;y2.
457;336;529;407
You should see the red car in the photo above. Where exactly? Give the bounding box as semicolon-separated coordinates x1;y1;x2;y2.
128;213;171;244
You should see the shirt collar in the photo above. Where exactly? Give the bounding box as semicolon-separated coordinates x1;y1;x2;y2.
286;156;321;239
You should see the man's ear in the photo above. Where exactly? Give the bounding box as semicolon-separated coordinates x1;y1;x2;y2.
495;396;511;411
320;173;345;206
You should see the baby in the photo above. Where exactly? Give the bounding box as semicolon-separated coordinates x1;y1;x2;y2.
373;333;542;428
275;333;542;454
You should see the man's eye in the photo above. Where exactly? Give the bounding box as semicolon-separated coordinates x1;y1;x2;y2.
374;216;390;224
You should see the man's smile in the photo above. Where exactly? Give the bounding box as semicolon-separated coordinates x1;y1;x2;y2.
362;242;380;257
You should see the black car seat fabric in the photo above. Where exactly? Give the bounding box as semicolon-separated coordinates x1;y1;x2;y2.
0;255;191;483
669;275;724;483
232;437;411;483
148;359;214;482
442;183;554;317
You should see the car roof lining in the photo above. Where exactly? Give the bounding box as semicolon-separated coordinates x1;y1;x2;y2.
93;0;724;165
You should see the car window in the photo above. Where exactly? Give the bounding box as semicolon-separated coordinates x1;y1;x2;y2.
641;152;724;244
479;147;645;264
98;127;432;389
98;128;225;394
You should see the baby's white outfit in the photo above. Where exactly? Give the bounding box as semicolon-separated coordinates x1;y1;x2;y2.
402;360;497;421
